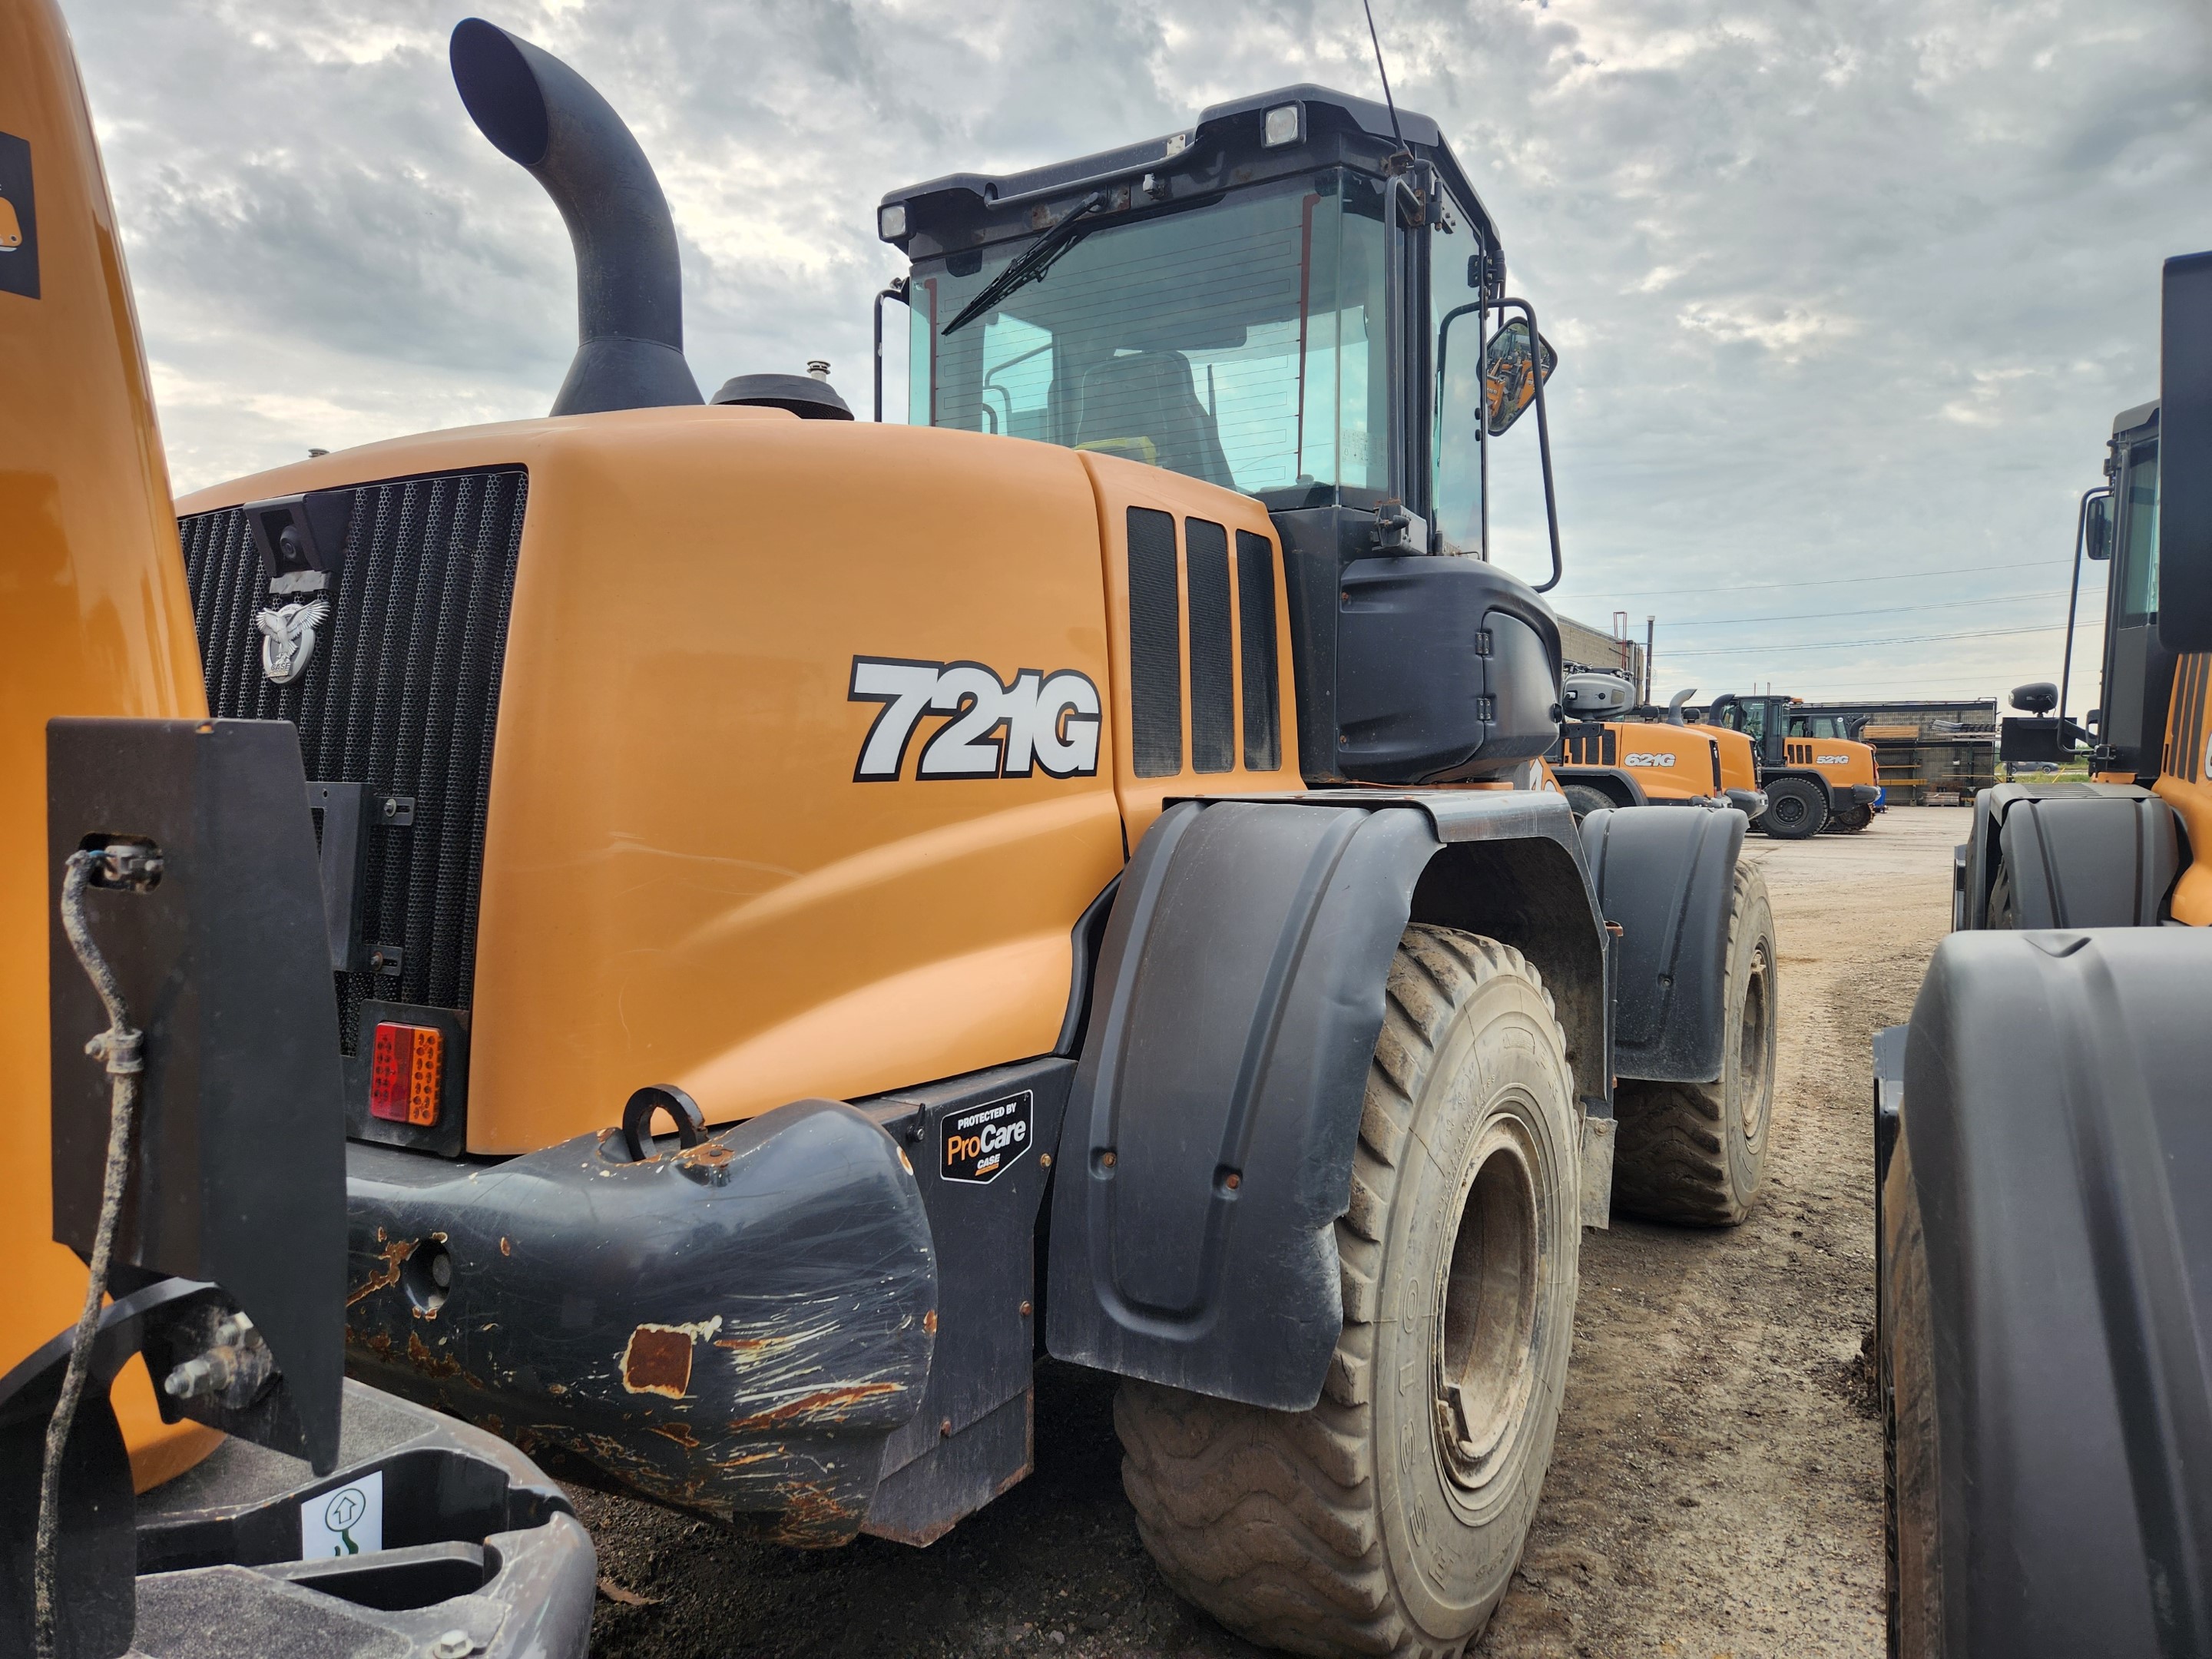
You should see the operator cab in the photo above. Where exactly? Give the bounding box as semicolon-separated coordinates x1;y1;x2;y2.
879;88;1570;788
879;86;1556;575
2093;400;2172;780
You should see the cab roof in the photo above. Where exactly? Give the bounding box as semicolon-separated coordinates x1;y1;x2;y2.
879;84;1498;270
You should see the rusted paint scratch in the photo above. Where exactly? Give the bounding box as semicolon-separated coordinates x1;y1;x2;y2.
621;1316;721;1399
346;1237;417;1307
406;1330;461;1379
650;1421;701;1448
728;1381;902;1435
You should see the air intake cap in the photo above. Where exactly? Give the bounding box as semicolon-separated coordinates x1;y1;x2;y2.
711;373;854;420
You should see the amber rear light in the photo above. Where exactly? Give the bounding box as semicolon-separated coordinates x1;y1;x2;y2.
369;1022;444;1127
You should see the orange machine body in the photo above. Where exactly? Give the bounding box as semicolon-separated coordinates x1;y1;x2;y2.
180;416;1303;1153
0;0;220;1488
2155;651;2212;925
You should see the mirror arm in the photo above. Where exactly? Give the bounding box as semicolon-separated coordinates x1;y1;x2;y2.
873;277;910;423
1493;296;1563;593
2058;483;2109;733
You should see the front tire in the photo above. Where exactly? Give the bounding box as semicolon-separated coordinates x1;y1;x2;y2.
1827;803;1873;833
1612;862;1778;1226
1561;783;1615;821
1760;777;1829;839
1117;927;1582;1658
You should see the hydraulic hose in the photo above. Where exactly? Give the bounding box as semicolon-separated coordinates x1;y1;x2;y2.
33;850;146;1659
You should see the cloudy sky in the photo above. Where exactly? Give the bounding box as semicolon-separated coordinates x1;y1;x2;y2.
61;0;2212;710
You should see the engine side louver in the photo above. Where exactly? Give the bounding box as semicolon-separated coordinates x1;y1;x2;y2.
1124;506;1287;783
180;468;528;1064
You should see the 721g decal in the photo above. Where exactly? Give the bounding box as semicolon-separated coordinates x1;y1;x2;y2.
849;656;1101;782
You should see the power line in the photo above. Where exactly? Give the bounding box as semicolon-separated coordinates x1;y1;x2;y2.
1663;588;2071;628
1568;557;2078;601
1664;622;2067;657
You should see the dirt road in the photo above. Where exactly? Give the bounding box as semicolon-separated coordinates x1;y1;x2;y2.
576;808;1961;1659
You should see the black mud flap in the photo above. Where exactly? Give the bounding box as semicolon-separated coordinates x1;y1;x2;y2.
1045;790;1601;1411
343;1098;934;1547
1888;928;2212;1655
1957;780;2184;930
1578;805;1747;1082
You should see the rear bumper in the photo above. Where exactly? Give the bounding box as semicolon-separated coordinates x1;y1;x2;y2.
1842;783;1880;805
342;1097;937;1546
134;1379;593;1659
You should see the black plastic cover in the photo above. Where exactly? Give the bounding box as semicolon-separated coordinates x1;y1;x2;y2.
45;718;346;1472
2161;250;2212;652
1334;556;1562;782
1888;927;2212;1654
1577;806;1747;1083
1047;800;1435;1407
1046;790;1604;1409
343;1097;933;1545
1995;794;2184;927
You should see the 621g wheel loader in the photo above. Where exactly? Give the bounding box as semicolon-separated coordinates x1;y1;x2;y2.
165;22;1779;1654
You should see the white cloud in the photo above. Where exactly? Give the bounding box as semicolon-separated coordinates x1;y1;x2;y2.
58;0;2212;705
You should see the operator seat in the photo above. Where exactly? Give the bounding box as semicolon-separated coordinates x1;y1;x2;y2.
1075;350;1235;488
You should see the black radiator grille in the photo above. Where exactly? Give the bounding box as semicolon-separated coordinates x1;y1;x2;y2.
1127;507;1184;778
180;468;528;1051
1184;518;1235;773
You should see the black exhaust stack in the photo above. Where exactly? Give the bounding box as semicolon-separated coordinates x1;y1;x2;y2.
450;18;701;416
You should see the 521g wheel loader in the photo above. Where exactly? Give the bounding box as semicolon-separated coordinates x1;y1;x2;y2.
167;22;1780;1655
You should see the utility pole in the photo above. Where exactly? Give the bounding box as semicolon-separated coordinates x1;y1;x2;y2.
1644;616;1654;705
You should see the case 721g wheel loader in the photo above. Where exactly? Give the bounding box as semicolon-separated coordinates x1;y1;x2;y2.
166;22;1777;1654
1873;253;2212;1657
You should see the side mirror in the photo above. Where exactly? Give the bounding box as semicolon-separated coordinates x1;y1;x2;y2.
2085;492;2112;561
2087;707;2102;731
1483;318;1558;437
2160;250;2212;649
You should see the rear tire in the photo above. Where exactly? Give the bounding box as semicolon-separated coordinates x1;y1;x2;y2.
1561;783;1615;821
1760;777;1829;839
1612;862;1777;1226
1117;927;1581;1658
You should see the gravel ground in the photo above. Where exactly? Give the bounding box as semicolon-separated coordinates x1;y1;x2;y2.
575;806;1961;1659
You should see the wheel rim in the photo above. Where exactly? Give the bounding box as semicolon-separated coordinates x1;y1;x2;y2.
1771;793;1806;828
1432;1118;1541;1494
1738;937;1775;1145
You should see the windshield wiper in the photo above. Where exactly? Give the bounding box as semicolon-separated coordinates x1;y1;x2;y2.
942;192;1108;336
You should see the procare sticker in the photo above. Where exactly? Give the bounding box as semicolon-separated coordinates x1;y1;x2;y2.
300;1468;383;1558
0;132;38;300
940;1091;1034;1184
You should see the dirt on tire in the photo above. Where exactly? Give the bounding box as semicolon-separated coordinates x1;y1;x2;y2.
572;808;1959;1659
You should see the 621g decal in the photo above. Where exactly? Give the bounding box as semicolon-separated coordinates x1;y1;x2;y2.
850;657;1101;782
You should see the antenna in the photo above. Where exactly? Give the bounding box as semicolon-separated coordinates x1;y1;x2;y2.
1361;0;1410;161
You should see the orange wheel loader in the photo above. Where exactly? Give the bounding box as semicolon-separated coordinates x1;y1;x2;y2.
1550;675;1767;821
1873;253;2212;1657
157;22;1784;1655
1696;693;1882;838
1;5;593;1655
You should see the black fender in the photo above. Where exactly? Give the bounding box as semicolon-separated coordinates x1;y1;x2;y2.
1956;781;2186;929
1883;928;2212;1655
1554;764;1647;807
1045;790;1606;1410
1577;804;1748;1082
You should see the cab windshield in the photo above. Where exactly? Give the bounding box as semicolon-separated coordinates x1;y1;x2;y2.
908;172;1392;509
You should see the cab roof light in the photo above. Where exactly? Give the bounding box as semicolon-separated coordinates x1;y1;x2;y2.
1262;103;1302;149
879;202;907;241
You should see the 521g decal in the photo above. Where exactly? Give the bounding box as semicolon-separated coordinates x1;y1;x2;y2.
849;656;1101;782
